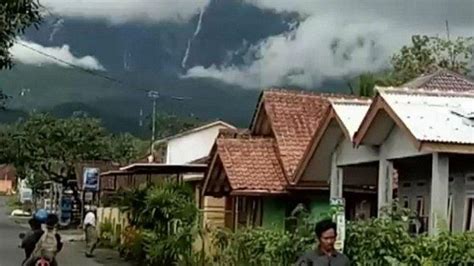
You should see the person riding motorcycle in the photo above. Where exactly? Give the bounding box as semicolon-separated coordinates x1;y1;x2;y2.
21;212;63;266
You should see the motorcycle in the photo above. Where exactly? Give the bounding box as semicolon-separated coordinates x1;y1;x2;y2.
18;232;52;266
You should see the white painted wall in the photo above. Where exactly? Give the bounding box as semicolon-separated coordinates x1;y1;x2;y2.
166;125;230;164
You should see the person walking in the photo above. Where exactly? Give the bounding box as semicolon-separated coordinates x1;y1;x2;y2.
83;206;98;257
296;219;350;266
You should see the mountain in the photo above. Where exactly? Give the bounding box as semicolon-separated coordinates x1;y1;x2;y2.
0;0;348;136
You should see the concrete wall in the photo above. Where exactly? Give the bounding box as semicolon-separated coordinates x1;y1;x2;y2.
96;207;129;243
336;139;379;166
0;180;12;193
166;125;229;164
383;127;429;160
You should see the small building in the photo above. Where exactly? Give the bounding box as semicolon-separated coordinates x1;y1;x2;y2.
100;121;235;229
203;90;369;230
0;164;16;194
154;120;235;165
352;85;474;233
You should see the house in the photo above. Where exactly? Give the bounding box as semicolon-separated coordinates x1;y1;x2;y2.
0;164;16;194
351;85;474;234
203;90;368;230
293;69;474;234
153;120;235;165
294;98;379;220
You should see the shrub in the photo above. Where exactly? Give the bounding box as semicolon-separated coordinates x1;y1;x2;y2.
99;218;115;248
118;182;199;265
118;226;145;263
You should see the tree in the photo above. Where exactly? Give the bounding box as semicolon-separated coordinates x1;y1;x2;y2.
108;133;148;165
351;35;474;96
0;0;42;70
391;35;474;84
152;112;202;140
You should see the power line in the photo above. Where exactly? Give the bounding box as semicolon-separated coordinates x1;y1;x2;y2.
15;40;136;90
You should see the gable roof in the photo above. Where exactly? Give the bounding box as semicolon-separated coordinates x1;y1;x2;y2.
203;137;288;196
331;99;372;140
250;90;332;181
354;87;474;153
403;69;474;92
250;89;366;181
293;98;371;183
154;120;235;144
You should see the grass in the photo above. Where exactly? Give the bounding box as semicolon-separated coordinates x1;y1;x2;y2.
4;195;23;215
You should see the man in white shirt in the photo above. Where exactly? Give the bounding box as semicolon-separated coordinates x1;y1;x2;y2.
83;206;98;257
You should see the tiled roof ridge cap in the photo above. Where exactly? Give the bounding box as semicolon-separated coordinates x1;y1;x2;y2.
262;88;369;99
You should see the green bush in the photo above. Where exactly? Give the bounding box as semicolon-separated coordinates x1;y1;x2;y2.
118;182;199;266
118;187;474;266
99;218;115;248
345;203;474;265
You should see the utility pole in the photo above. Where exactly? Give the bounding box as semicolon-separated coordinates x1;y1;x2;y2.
445;20;450;40
148;91;160;157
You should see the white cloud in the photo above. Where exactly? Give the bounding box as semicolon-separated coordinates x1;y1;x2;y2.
41;0;211;24
11;40;105;70
185;0;474;89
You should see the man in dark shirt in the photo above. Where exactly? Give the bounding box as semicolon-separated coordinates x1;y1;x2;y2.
21;218;43;264
22;214;63;266
296;219;350;266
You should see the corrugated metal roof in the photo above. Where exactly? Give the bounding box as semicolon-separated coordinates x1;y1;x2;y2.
379;88;474;144
331;99;371;140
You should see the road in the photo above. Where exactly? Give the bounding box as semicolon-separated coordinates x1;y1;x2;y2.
0;197;129;266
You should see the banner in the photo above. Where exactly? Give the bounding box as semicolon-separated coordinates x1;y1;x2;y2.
83;167;100;191
330;197;345;253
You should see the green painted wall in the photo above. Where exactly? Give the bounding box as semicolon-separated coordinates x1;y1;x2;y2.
309;195;331;222
262;198;286;230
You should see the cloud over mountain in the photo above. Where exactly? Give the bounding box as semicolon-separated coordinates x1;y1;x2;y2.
41;0;211;24
184;0;474;89
11;40;105;70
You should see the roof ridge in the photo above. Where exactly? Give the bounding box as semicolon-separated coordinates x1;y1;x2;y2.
263;88;364;99
378;86;474;98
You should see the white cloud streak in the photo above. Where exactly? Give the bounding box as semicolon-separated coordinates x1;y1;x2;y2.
11;40;105;70
41;0;211;24
185;0;474;89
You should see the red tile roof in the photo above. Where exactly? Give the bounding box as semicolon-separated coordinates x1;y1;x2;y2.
262;90;332;180
403;69;474;92
216;138;287;193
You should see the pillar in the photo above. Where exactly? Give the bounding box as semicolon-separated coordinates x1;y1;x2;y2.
429;153;449;234
377;158;394;216
330;152;343;200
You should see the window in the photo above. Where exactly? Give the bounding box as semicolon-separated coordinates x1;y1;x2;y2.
402;196;409;208
416;196;424;216
465;197;474;231
466;175;474;185
236;197;262;229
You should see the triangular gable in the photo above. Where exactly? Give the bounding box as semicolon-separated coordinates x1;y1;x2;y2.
202;152;232;197
354;87;474;154
293;99;371;184
353;88;420;148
